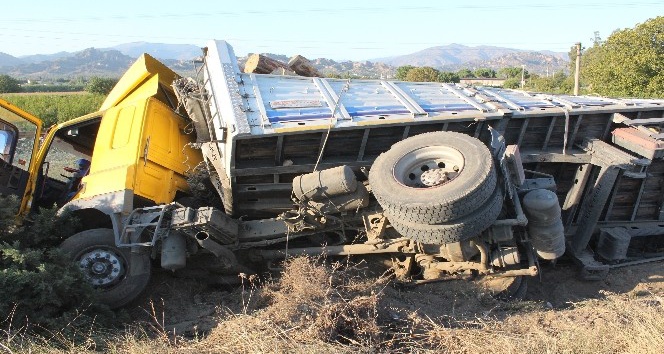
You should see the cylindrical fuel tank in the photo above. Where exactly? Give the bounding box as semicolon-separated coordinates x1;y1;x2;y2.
293;165;358;201
522;189;566;260
161;232;187;271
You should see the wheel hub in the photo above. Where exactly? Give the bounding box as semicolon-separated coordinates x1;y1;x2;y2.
78;249;124;287
420;169;450;187
392;145;465;188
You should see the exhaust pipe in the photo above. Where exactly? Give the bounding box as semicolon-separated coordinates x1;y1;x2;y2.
195;231;238;267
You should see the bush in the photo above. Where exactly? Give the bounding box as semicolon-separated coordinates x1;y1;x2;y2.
0;75;21;93
474;68;497;78
0;196;113;333
503;77;521;89
85;77;118;95
437;71;460;83
0;94;103;127
21;84;85;93
405;67;440;82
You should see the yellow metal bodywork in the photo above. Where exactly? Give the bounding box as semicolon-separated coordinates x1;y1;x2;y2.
0;98;43;215
78;54;202;205
79;97;201;204
13;53;202;214
100;54;180;111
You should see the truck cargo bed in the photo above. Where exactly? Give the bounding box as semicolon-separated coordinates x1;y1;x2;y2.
197;40;664;225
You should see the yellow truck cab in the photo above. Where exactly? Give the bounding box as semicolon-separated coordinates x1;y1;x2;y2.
0;54;201;308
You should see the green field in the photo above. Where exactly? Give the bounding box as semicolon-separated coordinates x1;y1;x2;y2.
0;92;104;127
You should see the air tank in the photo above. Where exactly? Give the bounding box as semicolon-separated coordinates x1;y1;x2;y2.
522;189;566;260
292;165;357;201
161;232;187;271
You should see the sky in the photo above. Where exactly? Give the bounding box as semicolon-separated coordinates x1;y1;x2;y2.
0;0;661;60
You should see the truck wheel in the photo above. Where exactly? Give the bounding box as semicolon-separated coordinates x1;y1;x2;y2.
60;228;151;309
369;132;496;224
388;188;503;244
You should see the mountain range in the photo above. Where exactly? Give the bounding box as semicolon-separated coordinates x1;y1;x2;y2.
0;42;569;79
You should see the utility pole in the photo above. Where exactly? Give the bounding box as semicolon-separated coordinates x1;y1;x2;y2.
520;65;526;89
574;42;582;96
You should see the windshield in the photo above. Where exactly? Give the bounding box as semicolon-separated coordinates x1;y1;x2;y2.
41;118;101;183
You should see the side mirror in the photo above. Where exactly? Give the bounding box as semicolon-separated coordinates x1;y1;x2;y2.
67;128;79;137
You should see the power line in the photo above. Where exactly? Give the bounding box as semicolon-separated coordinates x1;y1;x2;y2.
1;2;661;23
0;27;576;48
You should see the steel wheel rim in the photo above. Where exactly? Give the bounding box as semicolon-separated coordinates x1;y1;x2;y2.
77;248;126;288
392;145;465;188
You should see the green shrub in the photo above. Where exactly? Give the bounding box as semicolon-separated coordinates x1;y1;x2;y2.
21;84;85;93
0;75;21;93
0;196;114;334
85;77;118;95
0;94;104;127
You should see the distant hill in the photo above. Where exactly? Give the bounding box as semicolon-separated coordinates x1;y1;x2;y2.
3;48;134;78
0;52;22;68
0;41;569;79
19;51;73;64
442;52;570;75
373;44;523;67
0;48;196;79
108;42;202;61
373;44;569;75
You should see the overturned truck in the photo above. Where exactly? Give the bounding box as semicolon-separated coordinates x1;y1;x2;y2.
2;40;664;308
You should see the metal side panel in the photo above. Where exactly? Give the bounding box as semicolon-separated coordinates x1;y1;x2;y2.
204;40;251;137
201;40;664;139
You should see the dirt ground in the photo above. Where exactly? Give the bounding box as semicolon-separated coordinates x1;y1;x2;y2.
130;257;664;337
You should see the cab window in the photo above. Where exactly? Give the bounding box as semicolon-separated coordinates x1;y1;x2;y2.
0;108;37;169
34;118;101;208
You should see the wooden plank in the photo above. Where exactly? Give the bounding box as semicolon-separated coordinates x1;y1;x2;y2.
474;121;483;138
288;55;320;77
358;128;371;161
602;114;614;140
568;114;583;146
603;172;623;222
244;54;291;74
516;117;530;147
402;126;410;140
631;172;648;221
234;160;373;177
542;116;557;150
274;135;284;165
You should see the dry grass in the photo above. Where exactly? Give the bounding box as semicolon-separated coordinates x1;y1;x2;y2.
2;257;663;353
419;292;664;354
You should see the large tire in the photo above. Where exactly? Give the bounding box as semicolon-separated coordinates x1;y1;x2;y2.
369;132;496;224
60;228;151;309
389;188;503;244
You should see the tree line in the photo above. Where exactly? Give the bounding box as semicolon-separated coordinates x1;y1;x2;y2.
394;16;662;98
0;75;117;95
0;94;104;127
1;16;661;99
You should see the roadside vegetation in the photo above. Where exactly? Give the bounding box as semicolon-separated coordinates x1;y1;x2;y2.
581;16;663;98
1;250;662;353
0;197;118;344
0;75;114;127
393;16;663;97
0;93;104;127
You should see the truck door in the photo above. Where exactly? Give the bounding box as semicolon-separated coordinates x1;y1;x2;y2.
0;99;43;213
